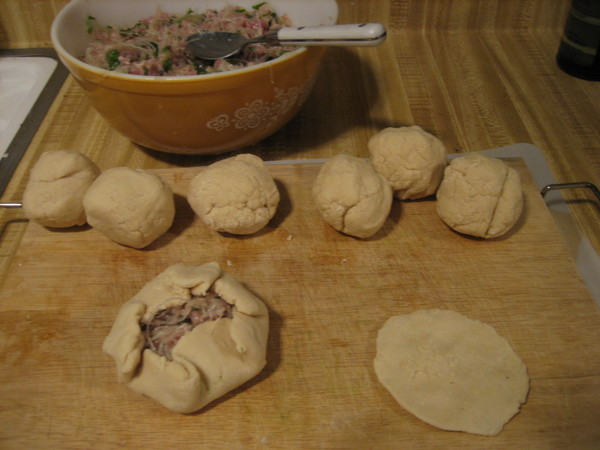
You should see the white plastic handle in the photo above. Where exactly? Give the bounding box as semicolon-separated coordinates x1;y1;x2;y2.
276;23;386;47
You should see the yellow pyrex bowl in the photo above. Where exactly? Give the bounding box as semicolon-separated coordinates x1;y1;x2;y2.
51;0;338;154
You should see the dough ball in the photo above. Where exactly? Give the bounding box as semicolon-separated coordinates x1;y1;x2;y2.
22;150;100;227
83;167;175;248
436;153;523;238
187;154;280;235
312;154;393;238
374;309;529;436
103;262;269;413
368;126;447;200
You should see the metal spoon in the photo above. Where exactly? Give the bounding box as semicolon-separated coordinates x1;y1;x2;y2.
186;23;386;60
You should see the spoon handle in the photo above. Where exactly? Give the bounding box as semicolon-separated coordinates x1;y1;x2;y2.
276;23;386;47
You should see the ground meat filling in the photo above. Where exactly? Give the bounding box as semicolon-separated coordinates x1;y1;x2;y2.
82;3;294;76
142;290;233;360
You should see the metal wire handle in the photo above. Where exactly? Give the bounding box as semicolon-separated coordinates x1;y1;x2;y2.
541;182;600;202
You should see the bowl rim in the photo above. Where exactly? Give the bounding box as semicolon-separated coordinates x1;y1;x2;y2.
50;0;337;84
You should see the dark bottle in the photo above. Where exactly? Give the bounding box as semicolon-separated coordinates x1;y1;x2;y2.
556;0;600;81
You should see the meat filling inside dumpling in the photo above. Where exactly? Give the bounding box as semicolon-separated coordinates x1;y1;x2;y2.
142;291;233;361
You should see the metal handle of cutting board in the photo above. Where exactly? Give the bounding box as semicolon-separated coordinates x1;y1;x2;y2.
540;182;600;202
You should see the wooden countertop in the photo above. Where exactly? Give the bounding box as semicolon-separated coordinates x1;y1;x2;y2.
0;0;599;446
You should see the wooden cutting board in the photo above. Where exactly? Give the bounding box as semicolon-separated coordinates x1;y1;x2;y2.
1;159;599;448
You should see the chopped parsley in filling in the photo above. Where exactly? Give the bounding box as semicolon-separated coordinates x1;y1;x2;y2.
142;291;233;360
82;3;294;76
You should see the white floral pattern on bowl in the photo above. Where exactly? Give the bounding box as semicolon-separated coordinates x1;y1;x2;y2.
206;83;312;132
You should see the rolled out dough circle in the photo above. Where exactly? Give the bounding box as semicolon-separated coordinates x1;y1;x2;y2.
374;309;529;436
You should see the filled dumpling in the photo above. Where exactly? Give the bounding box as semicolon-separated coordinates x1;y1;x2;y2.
103;262;269;413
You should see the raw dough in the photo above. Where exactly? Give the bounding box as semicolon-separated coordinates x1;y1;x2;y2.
83;167;175;248
22;150;100;227
374;309;529;436
368;126;447;200
312;154;393;238
187;154;280;235
103;262;269;414
436;153;523;238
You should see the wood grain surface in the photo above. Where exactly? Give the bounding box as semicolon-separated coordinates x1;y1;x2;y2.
1;1;599;447
0;160;599;448
1;0;598;281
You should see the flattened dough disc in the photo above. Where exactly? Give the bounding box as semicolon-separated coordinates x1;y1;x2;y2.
374;309;529;436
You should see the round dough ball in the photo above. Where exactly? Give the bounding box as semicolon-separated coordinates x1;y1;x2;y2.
83;167;175;248
436;153;523;238
312;154;393;238
374;309;529;436
22;150;101;227
103;262;269;414
187;154;279;235
368;126;447;200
